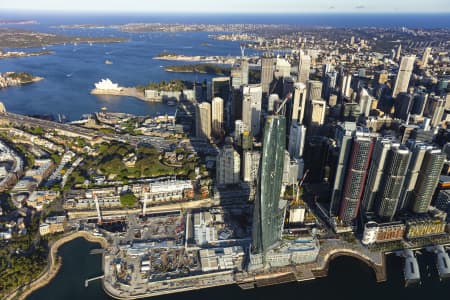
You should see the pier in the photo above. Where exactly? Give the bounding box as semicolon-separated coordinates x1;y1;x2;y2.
85;275;104;287
397;249;420;285
425;245;450;280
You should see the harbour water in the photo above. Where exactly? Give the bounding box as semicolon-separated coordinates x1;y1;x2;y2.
27;238;450;300
1;13;450;120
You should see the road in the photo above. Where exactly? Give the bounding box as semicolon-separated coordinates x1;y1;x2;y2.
0;112;171;148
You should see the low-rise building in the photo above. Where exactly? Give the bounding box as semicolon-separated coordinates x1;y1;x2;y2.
405;217;446;239
39;215;66;236
362;221;406;245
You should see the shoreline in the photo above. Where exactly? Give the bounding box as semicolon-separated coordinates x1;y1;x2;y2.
4;231;107;300
90;87;152;102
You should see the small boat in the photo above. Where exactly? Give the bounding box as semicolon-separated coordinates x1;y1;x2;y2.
105;60;113;65
66;73;73;78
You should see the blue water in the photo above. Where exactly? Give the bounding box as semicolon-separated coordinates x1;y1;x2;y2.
0;12;449;120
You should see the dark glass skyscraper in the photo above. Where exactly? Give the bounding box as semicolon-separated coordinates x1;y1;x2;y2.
252;115;286;254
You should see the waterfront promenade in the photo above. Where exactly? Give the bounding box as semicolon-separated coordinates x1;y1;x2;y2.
4;231;107;300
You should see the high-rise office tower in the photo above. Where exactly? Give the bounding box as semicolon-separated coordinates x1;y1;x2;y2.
212;77;231;130
242;150;261;183
322;71;337;101
195;102;211;140
242;84;263;136
298;53;311;84
234;120;247;142
212;77;231;101
361;138;393;214
231;59;249;89
411;149;445;214
376;146;411;220
274;58;291;79
426;97;445;128
421;47;431;68
410;93;428;116
394;93;413;121
252;115;286;254
211;97;224;138
306;80;323;101
340;74;352;99
304;136;331;183
310;99;327;126
398;143;430;211
358;88;372;117
261;54;275;94
240;59;249;86
330;122;356;216
395;44;402;62
339;135;375;225
393;55;416;98
216;144;241;186
291;82;307;125
288;123;306;159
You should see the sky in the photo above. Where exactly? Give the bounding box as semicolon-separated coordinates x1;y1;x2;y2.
1;0;449;13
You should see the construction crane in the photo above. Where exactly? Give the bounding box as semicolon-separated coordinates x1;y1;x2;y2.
275;92;293;115
93;192;103;225
291;169;309;207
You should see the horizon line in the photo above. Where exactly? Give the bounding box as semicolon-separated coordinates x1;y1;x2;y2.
2;9;450;15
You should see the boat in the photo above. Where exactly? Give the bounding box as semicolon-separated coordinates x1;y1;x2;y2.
105;59;113;65
166;99;177;106
66;73;73;78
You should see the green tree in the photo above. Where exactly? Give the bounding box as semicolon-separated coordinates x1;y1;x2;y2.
120;192;137;207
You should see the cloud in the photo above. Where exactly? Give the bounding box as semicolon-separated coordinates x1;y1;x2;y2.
355;5;365;9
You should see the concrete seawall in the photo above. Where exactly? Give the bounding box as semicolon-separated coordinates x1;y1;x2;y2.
4;231;107;300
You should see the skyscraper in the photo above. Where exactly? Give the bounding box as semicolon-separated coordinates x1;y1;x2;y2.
330;122;356;216
242;84;263;136
242;150;261;183
216;144;241;186
310;99;327;126
339;135;375;225
411;149;445;214
340;73;352;99
398;143;430;211
421;47;431;68
361;138;393;215
291;82;307;125
376;146;411;220
358;88;372;117
211;97;224;138
393;55;416;98
261;54;275;94
298;53;311;84
394;93;413;121
252;115;286;254
274;57;291;79
306;80;323;101
212;77;231;130
288;123;306;159
195;102;211;140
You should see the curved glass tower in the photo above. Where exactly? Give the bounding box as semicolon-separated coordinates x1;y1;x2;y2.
252;115;286;254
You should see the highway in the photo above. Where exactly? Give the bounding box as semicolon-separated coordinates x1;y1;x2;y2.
0;111;219;154
0;112;170;148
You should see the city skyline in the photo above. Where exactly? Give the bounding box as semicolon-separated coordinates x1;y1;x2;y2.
1;0;450;13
